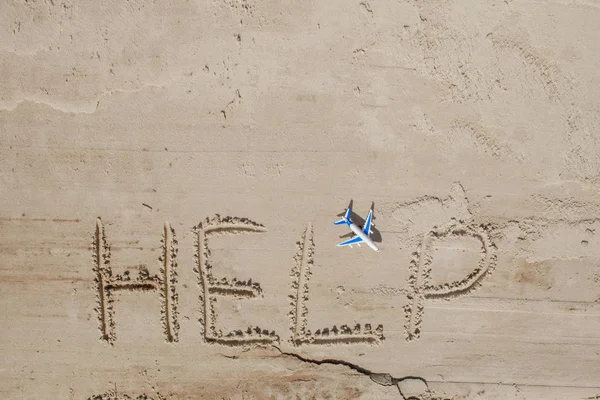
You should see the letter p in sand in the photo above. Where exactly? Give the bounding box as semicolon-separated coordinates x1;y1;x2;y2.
404;222;497;341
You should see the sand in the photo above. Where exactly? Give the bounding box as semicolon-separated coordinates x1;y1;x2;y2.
2;0;600;399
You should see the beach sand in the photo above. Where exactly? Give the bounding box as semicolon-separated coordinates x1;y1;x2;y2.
2;1;600;398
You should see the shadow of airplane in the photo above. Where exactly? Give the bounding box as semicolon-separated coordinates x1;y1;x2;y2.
336;200;382;243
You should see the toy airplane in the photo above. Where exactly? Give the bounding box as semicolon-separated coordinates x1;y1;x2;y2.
334;204;379;252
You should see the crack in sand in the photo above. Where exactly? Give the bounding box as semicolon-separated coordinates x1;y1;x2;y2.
272;346;432;399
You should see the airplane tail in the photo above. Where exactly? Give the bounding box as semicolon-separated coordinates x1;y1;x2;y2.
334;206;352;226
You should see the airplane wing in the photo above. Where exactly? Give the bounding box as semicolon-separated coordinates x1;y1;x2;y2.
338;236;364;247
362;209;374;236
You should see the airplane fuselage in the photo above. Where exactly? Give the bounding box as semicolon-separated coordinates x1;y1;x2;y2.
349;222;379;252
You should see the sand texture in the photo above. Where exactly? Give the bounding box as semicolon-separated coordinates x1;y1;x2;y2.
2;0;600;399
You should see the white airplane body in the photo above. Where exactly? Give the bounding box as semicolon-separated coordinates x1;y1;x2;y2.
334;204;379;252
